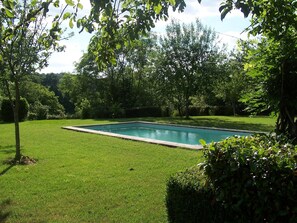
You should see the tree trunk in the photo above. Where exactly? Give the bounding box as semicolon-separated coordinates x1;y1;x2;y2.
14;80;21;161
276;61;297;143
231;101;236;116
185;97;190;119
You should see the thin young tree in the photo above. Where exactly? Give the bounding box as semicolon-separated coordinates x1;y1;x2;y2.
0;0;73;162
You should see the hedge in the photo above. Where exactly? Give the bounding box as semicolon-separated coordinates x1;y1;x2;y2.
166;166;224;223
203;134;297;223
166;134;297;223
1;98;29;122
188;106;234;116
125;106;163;118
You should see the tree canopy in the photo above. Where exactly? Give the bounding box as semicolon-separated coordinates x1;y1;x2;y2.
155;19;223;118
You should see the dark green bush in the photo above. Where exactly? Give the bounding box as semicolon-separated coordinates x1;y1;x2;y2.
189;106;209;116
188;106;234;116
166;166;224;223
1;98;29;122
125;106;162;118
202;134;297;223
75;98;91;119
166;135;297;223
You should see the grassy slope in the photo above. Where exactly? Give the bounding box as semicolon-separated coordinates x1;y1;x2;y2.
0;116;275;222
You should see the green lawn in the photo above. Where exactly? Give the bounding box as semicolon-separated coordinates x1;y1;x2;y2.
0;116;276;222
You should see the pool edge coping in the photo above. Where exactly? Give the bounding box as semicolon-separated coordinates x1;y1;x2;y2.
62;121;262;150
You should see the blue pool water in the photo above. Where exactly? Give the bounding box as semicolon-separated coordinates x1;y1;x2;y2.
80;122;251;145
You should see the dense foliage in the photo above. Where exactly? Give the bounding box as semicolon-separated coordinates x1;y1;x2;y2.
20;81;65;119
166;166;223;223
66;19;237;118
155;19;223;118
219;0;297;141
1;98;29;122
166;135;297;222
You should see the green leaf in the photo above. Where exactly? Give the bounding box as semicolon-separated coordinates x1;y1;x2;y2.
54;0;60;7
154;4;163;14
169;0;176;5
220;8;230;20
77;3;83;10
110;57;117;65
63;12;71;20
199;139;207;146
5;8;14;18
65;0;75;7
69;18;74;28
31;0;38;6
116;43;122;50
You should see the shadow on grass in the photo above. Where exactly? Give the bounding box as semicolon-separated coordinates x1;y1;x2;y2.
165;117;273;132
0;145;15;155
96;116;274;132
0;199;11;223
0;164;15;176
0;145;16;176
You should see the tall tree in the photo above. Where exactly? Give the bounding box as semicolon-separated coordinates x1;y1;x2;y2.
156;19;221;118
214;48;248;115
219;0;297;140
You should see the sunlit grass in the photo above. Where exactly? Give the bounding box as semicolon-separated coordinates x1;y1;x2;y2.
0;119;200;222
0;116;275;222
113;115;276;132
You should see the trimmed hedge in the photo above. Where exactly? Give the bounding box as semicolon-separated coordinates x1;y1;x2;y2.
166;134;297;223
203;134;297;223
1;98;29;122
188;106;234;116
125;106;163;118
166;167;224;223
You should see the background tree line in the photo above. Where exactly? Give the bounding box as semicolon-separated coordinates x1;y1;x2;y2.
1;19;255;121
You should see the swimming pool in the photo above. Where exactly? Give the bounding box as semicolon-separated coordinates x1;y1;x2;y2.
63;122;252;150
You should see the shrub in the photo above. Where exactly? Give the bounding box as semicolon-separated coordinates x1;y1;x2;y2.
125;106;162;118
202;134;297;223
166;166;224;223
188;106;209;116
188;106;234;116
109;103;125;118
1;98;29;122
75;98;91;119
28;101;49;120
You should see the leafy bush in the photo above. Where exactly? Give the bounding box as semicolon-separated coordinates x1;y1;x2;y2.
109;103;125;118
166;135;297;223
28;101;49;120
20;81;65;117
75;98;91;119
188;106;234;116
188;106;209;116
166;166;224;223
202;134;297;222
1;98;29;122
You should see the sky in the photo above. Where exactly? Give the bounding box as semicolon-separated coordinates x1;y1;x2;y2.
41;0;251;74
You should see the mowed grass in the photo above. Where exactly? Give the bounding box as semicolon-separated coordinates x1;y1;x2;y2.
0;116;276;222
114;115;276;132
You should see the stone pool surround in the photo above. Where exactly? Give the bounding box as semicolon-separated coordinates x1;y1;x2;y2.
62;121;256;150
